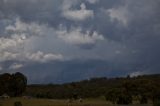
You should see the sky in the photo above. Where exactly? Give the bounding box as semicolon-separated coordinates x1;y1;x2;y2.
0;0;160;84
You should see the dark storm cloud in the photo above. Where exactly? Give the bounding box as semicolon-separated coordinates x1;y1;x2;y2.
0;0;160;83
0;0;63;26
0;59;143;84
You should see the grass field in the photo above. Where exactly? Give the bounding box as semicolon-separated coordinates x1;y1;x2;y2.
0;98;153;106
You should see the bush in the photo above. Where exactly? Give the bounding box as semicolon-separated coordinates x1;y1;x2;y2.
117;94;132;105
140;95;148;104
105;88;132;105
105;89;119;104
14;101;22;106
152;90;160;106
153;100;160;106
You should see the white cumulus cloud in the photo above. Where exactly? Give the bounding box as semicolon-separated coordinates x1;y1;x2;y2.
25;51;63;62
86;0;99;4
6;18;48;37
9;63;23;70
0;18;64;63
62;3;94;21
106;5;129;26
56;26;104;45
130;71;144;77
0;35;25;51
0;51;63;62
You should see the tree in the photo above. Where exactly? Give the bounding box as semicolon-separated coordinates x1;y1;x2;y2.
105;87;132;105
11;72;27;96
0;73;12;95
105;88;120;104
0;72;27;96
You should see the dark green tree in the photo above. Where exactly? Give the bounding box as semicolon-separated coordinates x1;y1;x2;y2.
11;72;27;96
0;73;12;95
105;88;120;104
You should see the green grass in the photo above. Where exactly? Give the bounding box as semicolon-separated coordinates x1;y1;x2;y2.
0;98;153;106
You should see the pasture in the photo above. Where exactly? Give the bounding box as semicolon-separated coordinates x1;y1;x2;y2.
0;98;152;106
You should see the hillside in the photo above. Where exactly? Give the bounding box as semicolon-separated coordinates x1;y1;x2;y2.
26;74;160;103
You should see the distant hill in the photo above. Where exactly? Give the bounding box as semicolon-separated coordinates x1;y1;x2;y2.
26;74;160;102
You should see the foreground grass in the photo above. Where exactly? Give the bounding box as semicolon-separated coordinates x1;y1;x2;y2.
0;98;153;106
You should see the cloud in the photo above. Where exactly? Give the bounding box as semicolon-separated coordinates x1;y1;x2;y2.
129;71;141;77
0;0;160;83
0;17;105;65
0;35;25;51
56;26;104;45
0;51;18;62
62;3;94;21
106;5;129;26
86;0;99;4
9;63;23;70
5;18;49;38
0;51;63;63
104;0;158;27
0;18;64;63
129;71;149;77
26;51;63;62
0;66;2;71
4;18;104;48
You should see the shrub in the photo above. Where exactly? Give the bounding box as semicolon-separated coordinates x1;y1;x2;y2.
140;95;148;104
14;101;22;106
117;94;132;105
105;88;132;105
153;99;160;106
105;89;118;104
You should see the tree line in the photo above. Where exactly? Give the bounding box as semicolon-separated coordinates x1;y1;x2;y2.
25;74;160;105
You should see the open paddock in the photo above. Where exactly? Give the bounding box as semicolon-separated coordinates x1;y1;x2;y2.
0;98;153;106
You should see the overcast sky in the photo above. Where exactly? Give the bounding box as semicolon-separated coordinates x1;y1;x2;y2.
0;0;160;84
